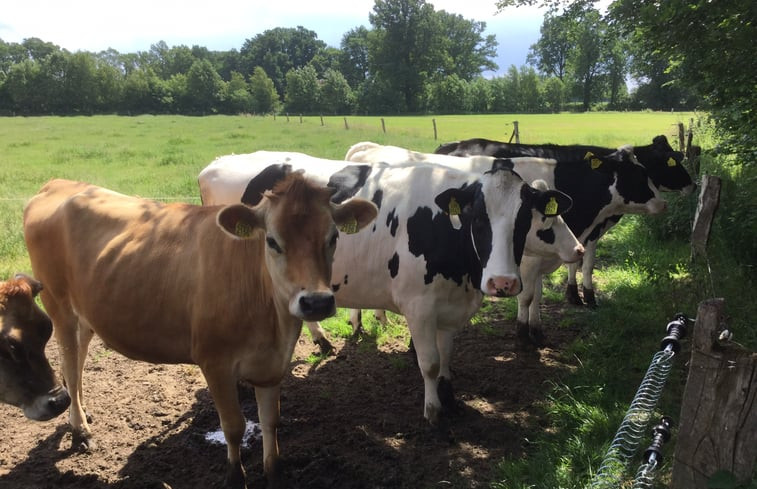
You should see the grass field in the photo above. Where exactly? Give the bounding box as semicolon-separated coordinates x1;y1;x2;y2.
4;111;747;489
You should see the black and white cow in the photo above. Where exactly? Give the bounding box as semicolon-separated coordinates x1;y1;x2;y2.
345;142;667;344
198;151;576;425
434;136;691;307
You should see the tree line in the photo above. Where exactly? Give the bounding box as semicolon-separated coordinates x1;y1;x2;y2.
0;0;713;117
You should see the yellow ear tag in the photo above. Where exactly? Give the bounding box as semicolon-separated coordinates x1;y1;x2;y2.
235;220;253;238
448;196;461;216
545;197;558;216
667;157;677;167
591;158;603;169
338;217;359;234
584;151;595;160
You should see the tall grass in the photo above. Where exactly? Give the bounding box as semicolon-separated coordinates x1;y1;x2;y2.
3;112;748;489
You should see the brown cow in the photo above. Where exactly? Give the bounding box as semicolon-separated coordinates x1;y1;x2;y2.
0;273;70;420
22;174;377;489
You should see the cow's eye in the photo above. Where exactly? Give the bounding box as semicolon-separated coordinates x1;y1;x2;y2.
266;236;283;254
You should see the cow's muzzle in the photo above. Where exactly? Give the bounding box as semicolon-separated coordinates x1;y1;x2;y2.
296;292;337;321
23;385;71;421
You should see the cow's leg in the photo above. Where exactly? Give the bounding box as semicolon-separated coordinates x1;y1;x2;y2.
406;312;441;425
347;309;363;336
581;240;598;308
203;367;246;489
76;326;95;424
517;256;540;344
565;262;583;306
528;274;545;345
255;385;281;487
46;304;92;450
436;328;458;417
304;321;333;355
373;309;387;324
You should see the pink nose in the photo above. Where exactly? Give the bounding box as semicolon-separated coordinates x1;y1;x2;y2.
486;276;521;297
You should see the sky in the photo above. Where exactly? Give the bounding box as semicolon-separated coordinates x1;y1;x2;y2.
0;0;548;77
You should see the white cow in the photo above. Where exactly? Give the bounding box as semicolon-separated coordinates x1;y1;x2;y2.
198;151;575;425
345;142;666;344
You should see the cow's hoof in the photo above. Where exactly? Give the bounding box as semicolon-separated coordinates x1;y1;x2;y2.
72;430;95;452
225;461;246;489
529;327;546;347
516;322;530;341
565;284;583;306
438;377;461;417
314;337;335;356
583;288;597;308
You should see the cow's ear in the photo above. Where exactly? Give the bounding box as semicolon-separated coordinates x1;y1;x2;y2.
327;165;372;204
13;273;43;296
533;189;573;217
331;198;378;235
652;135;672;151
216;204;264;239
434;187;475;216
240;164;292;206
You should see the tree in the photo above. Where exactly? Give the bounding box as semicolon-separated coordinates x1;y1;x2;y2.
527;13;571;81
428;74;470;113
221;71;253;114
284;65;319;114
611;0;755;149
249;66;279;114
185;59;223;114
368;0;442;112
435;11;498;80
240;27;326;98
319;68;354;114
339;27;371;89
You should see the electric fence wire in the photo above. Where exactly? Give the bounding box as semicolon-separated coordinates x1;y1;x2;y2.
587;314;691;489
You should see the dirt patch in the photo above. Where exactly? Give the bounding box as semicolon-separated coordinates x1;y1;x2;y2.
0;300;580;489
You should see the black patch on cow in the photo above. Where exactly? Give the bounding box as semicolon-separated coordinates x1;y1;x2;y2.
406;206;470;287
406;182;487;290
331;283;341;292
386;208;399;236
586;215;622;244
512;185;532;266
536;227;556;244
371;189;383;209
343;275;349;285
388;252;400;278
327;165;372;204
241;163;292;206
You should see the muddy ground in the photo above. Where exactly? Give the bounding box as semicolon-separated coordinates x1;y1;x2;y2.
0;300;579;489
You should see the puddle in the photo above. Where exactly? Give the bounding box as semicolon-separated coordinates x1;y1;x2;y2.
204;420;262;447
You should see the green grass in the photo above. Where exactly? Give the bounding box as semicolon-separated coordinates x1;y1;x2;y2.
2;111;749;489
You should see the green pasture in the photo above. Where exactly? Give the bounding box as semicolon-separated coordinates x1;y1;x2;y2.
3;111;751;489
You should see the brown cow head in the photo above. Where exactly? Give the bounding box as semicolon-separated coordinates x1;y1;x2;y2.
0;274;70;420
216;172;377;321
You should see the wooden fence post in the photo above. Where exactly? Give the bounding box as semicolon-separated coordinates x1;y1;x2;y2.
432;118;437;140
381;118;386;134
678;122;686;152
299;114;303;124
320;115;324;126
286;113;289;123
672;298;757;489
509;121;520;143
690;175;722;261
343;117;349;130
